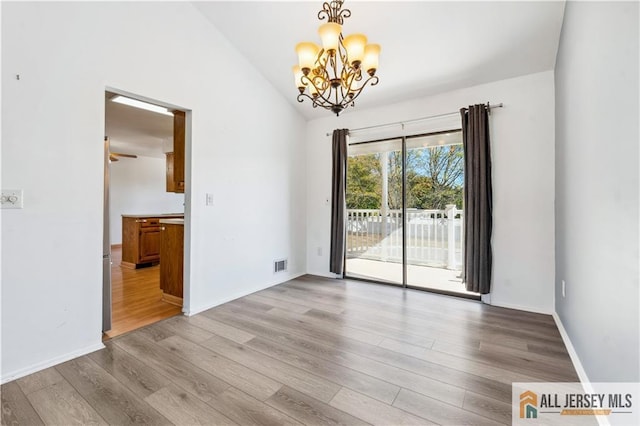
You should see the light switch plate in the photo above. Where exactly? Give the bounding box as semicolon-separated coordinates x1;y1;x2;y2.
1;189;23;209
205;193;214;206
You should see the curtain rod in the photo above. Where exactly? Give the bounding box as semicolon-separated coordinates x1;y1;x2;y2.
325;102;503;136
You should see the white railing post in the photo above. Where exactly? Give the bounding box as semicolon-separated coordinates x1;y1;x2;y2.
380;152;389;261
445;204;456;270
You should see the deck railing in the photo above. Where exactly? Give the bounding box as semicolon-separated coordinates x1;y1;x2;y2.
346;205;463;270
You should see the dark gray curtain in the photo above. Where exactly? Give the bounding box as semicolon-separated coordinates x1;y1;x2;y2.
330;129;348;275
460;105;493;294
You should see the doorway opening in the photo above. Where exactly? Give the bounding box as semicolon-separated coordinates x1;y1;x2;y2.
345;130;479;299
102;90;191;339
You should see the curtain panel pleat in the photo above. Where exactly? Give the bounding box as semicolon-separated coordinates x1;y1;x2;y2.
330;129;349;275
460;105;493;294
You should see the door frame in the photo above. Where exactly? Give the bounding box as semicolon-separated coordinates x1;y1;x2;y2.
102;87;193;332
102;137;112;332
344;130;479;301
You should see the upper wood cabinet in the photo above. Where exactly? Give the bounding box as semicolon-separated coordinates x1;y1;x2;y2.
166;152;176;192
166;110;185;193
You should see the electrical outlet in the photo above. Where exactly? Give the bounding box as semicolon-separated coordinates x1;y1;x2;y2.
562;280;566;298
1;189;23;209
317;246;322;256
205;193;214;206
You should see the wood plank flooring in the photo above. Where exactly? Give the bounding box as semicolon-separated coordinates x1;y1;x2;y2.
105;246;182;339
2;275;578;425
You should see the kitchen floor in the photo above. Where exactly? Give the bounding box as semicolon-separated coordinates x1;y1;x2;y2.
104;246;182;339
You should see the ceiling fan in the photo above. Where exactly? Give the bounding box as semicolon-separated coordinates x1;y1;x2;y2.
109;152;138;162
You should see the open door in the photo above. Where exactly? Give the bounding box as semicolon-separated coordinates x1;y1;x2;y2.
102;136;112;332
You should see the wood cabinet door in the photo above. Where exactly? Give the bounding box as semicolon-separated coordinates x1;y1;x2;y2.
139;227;161;262
121;217;140;266
160;224;183;298
166;152;176;192
173;111;185;193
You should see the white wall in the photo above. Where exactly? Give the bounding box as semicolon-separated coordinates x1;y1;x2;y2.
555;1;639;382
109;156;184;245
306;71;556;314
1;2;307;382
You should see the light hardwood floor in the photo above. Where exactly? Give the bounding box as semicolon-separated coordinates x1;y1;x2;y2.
2;275;578;425
105;246;182;339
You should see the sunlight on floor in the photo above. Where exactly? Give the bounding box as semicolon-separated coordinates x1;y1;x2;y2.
346;258;478;296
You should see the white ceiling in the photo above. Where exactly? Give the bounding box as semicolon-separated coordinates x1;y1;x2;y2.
103;1;565;151
194;1;566;120
105;93;173;158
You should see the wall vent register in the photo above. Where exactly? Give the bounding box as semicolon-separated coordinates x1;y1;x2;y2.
274;259;288;273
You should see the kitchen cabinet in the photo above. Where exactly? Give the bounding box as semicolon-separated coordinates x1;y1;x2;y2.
139;225;161;263
121;215;182;268
166;110;185;193
159;220;184;306
166;152;176;192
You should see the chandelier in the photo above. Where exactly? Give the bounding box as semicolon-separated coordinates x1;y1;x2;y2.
293;1;380;116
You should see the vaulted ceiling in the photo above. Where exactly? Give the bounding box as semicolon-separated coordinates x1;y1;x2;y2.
106;1;566;155
194;1;566;120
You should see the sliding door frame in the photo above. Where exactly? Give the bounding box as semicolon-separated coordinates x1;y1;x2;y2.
344;131;480;301
401;135;408;286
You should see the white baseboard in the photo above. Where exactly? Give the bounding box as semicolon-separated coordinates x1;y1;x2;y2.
1;272;307;384
185;272;306;317
552;313;611;426
1;342;105;385
552;312;590;383
488;300;553;315
305;270;336;279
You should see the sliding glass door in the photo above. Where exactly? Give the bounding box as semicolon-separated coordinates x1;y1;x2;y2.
345;131;478;297
345;138;403;285
405;132;474;295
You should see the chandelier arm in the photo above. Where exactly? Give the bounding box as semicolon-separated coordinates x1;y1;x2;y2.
317;48;328;68
340;74;352;105
303;73;329;101
315;50;333;90
299;73;378;113
302;71;340;108
297;93;322;109
347;67;362;96
344;75;379;104
312;87;340;107
342;72;355;104
337;40;350;69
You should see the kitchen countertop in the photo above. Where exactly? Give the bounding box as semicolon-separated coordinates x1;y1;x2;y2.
121;213;184;218
159;218;184;225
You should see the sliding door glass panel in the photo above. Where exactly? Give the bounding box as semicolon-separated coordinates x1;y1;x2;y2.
345;139;403;285
405;132;476;295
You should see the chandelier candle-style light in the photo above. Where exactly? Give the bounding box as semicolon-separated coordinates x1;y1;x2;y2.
294;0;380;116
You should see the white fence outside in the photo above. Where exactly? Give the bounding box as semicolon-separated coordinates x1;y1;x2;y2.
346;205;464;270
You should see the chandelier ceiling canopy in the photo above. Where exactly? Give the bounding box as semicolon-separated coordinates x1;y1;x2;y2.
293;1;381;116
